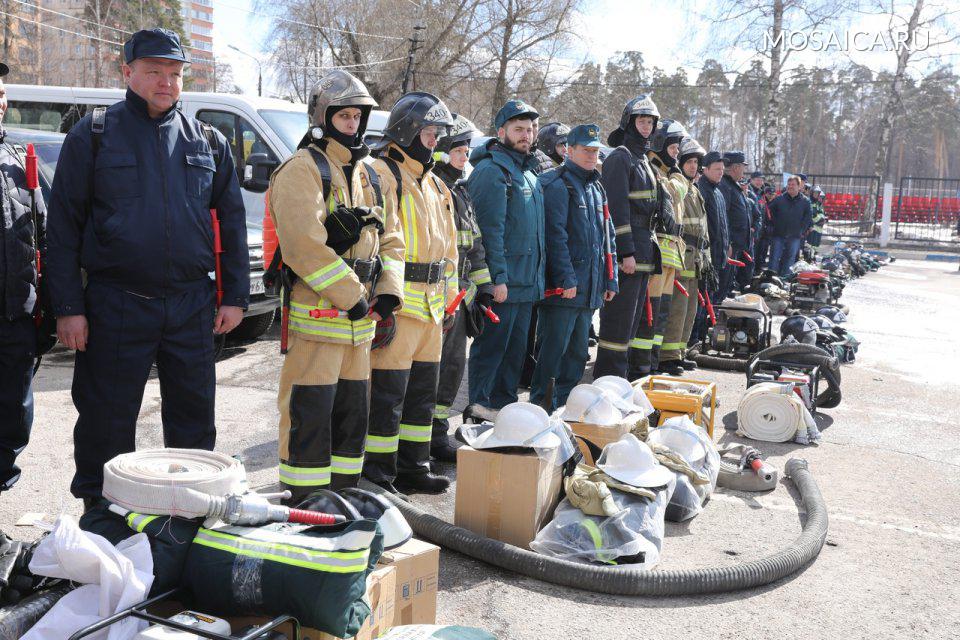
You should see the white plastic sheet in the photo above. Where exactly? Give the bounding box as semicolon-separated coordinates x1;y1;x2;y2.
24;515;154;640
531;482;674;569
647;416;720;521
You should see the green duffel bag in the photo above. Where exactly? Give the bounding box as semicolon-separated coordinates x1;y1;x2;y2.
181;518;383;637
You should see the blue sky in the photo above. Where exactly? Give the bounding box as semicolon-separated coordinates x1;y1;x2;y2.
213;0;960;99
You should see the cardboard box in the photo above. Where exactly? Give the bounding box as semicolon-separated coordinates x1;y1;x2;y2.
176;566;396;640
453;446;563;549
378;538;440;627
569;412;648;465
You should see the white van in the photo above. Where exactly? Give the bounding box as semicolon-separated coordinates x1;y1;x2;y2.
6;85;389;340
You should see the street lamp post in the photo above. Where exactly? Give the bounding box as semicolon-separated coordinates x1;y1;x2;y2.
228;44;262;97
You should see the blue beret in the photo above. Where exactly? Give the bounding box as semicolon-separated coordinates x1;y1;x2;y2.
495;99;539;129
124;29;189;65
568;124;602;148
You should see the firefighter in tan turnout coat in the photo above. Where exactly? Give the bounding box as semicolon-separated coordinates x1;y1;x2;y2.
268;71;404;503
363;92;460;496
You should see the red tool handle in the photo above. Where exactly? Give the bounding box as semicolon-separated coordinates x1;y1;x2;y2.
704;289;717;326
445;289;467;315
210;210;224;307
742;250;754;263
25;144;38;190
674;279;689;297
280;305;290;354
286;509;347;525
645;291;653;327
27;144;41;325
310;308;345;318
544;287;564;298
602;202;615;280
479;304;500;323
727;258;746;267
697;289;705;305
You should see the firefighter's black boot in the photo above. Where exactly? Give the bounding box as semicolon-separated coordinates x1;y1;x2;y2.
395;471;450;495
658;360;685;376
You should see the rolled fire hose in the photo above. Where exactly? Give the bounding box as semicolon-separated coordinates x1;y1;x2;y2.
102;449;342;526
736;383;815;443
382;458;827;595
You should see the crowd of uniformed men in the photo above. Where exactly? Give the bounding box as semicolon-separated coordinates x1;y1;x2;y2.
0;28;827;504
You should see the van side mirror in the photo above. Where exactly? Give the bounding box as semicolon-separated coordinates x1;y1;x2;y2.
243;153;279;193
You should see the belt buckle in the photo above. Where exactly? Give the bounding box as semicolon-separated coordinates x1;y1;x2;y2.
354;260;372;280
428;261;443;283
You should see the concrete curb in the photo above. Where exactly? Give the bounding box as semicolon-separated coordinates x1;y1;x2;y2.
867;249;959;262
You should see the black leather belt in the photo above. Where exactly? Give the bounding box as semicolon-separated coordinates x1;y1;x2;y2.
404;261;445;284
346;258;380;283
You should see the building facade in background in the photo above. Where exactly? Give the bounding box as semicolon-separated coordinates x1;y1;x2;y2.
182;0;214;91
4;0;213;90
1;1;43;85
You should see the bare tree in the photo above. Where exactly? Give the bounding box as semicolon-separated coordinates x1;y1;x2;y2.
260;0;503;105
866;0;960;184
214;59;242;94
704;0;854;171
481;0;579;127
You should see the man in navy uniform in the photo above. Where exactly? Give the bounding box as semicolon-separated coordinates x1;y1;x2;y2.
0;61;45;494
46;29;249;506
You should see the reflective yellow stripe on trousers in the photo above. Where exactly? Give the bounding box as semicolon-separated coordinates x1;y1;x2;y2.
399;423;431;443
366;433;399;454
279;462;331;487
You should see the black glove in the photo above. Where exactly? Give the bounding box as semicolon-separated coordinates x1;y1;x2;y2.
442;313;456;334
476;292;494;309
370;294;400;319
347;297;369;321
325;205;362;255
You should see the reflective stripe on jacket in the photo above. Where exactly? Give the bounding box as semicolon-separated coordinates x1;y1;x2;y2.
268;139;404;345
371;145;458;323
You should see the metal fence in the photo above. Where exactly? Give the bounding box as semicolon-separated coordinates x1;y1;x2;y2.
894;177;960;245
806;174;882;239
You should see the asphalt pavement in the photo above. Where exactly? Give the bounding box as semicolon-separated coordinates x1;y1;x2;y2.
3;258;959;639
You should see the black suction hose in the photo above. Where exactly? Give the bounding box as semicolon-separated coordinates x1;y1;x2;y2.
384;458;827;595
692;352;749;372
0;584;73;639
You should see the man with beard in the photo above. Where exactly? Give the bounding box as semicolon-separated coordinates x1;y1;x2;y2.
466;100;545;420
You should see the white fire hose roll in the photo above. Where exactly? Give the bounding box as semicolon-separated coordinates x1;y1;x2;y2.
102;448;247;520
736;383;814;443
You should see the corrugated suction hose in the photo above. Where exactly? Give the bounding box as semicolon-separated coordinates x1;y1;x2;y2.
0;585;72;639
383;458;827;595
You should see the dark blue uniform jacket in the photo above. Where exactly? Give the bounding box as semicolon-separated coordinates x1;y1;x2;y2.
696;177;729;273
717;174;751;251
46;89;249;316
539;160;618;310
